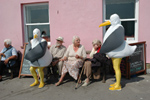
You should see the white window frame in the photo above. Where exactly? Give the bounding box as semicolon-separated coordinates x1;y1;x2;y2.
23;3;49;42
103;0;139;43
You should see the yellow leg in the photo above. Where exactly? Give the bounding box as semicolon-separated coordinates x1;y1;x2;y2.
109;58;122;91
30;66;39;87
38;67;45;88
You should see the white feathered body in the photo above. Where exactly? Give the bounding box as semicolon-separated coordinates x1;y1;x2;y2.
30;38;52;67
103;22;136;58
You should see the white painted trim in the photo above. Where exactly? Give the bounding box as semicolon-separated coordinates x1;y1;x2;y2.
134;0;139;42
127;0;139;43
102;0;106;38
25;23;50;25
23;3;49;42
23;5;28;42
103;0;139;43
105;19;137;22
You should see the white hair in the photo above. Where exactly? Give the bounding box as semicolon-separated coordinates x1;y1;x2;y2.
72;36;80;44
4;39;12;45
92;39;101;46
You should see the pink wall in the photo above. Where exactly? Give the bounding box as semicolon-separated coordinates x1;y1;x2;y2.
0;0;49;52
0;0;23;51
0;0;103;52
0;0;149;63
49;0;103;51
139;0;150;63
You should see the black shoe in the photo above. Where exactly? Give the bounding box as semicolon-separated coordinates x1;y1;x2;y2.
0;79;2;82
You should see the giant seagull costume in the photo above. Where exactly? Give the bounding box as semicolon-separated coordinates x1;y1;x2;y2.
99;14;136;91
25;28;52;88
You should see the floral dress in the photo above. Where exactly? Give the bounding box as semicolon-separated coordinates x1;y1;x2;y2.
61;44;87;80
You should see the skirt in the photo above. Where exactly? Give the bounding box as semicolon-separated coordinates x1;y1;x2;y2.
61;60;83;80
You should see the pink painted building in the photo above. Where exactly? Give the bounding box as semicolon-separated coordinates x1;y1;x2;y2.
0;0;150;64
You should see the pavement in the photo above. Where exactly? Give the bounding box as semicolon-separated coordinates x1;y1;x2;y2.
0;74;150;100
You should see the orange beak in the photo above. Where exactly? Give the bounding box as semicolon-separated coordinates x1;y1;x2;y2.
99;21;111;27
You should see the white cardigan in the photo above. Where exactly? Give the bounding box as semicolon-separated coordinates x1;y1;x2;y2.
64;44;87;61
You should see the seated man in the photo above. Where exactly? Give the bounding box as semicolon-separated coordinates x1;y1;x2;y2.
0;39;17;81
49;36;66;78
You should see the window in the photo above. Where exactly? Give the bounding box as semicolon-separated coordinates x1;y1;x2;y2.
23;3;50;42
103;0;139;43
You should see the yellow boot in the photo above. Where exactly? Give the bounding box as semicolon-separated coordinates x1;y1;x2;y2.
109;85;121;91
30;81;40;87
38;67;45;88
109;58;122;91
110;83;116;87
30;67;39;87
39;82;45;88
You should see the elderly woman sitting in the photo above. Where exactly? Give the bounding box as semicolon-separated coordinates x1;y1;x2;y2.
55;36;87;86
82;39;101;86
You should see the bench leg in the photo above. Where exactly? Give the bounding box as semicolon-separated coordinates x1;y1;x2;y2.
101;65;106;83
11;70;13;79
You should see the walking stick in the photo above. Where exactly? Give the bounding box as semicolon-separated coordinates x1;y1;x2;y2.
75;61;85;89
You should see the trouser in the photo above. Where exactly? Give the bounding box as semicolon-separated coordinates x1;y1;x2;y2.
83;61;92;79
52;60;63;76
83;61;101;79
0;61;6;76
